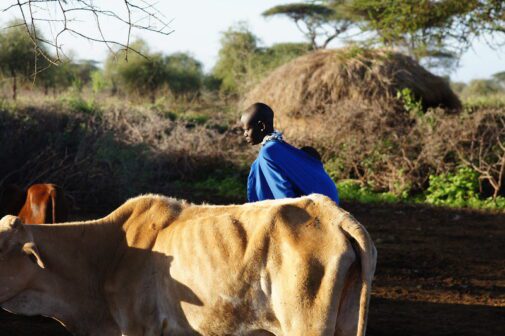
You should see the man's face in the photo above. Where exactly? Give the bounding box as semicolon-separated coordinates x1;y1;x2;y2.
240;113;264;146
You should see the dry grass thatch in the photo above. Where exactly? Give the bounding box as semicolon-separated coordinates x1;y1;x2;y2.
242;47;461;123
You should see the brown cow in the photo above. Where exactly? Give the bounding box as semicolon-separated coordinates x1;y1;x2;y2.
18;183;68;224
0;194;376;335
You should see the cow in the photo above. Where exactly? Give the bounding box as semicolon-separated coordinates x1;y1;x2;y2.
17;183;68;224
0;194;376;336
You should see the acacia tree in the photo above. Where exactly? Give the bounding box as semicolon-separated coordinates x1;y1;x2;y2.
0;23;46;99
213;25;259;94
263;1;355;49
349;0;505;71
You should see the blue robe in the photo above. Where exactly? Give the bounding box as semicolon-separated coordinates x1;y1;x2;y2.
247;140;339;204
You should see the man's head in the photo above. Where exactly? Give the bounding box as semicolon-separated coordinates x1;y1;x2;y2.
240;103;275;145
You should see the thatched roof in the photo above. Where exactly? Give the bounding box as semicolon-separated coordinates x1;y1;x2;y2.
242;48;461;122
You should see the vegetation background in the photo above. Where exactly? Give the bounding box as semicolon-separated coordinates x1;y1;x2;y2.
1;0;504;214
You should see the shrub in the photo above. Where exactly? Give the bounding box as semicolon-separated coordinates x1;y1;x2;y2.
336;180;400;204
65;96;100;115
461;79;502;97
164;52;203;96
91;70;107;94
193;176;245;198
396;88;423;117
0;101;253;212
425;167;479;207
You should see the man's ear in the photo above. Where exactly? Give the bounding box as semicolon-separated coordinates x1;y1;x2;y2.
22;242;45;269
257;120;266;132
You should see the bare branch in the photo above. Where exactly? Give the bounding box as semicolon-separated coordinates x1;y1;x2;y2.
2;0;173;63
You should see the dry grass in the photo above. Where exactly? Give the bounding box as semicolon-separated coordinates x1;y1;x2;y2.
242;47;461;130
0;96;253;213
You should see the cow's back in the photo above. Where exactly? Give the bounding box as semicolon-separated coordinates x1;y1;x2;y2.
149;195;361;335
101;194;374;336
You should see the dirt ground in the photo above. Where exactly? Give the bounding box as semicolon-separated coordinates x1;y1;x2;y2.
1;202;504;336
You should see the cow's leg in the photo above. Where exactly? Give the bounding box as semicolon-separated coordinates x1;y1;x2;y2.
334;261;362;336
270;249;355;336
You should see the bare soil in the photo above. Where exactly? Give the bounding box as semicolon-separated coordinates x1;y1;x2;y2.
1;202;504;336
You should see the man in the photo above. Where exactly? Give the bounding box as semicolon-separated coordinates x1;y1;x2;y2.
241;102;339;204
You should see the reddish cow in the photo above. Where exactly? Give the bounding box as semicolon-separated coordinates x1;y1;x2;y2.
18;183;68;224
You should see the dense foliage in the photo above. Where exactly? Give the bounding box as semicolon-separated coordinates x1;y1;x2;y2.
102;40;204;102
0;22;47;99
213;25;311;95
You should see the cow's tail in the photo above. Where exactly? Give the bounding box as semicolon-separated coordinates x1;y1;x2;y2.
339;213;377;336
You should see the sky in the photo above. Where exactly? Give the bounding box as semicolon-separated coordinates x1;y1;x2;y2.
1;0;504;82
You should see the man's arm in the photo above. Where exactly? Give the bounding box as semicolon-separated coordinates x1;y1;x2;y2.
247;164;259;202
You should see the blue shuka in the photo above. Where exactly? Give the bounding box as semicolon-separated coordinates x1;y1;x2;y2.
247;139;339;204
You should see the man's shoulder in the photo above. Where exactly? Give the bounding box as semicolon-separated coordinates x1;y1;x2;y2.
260;140;288;157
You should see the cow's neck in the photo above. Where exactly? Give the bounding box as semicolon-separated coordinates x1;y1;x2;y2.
22;220;125;335
29;219;124;278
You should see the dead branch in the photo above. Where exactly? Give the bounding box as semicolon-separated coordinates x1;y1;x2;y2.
2;0;173;63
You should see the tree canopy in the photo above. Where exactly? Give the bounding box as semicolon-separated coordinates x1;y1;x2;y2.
263;0;505;73
104;40;204;102
263;1;355;49
212;25;311;95
213;25;260;94
0;21;48;99
349;0;505;70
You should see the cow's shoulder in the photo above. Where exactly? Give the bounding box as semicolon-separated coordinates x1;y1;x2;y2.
108;194;188;248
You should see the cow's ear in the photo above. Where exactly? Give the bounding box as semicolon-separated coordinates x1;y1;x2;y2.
0;215;22;230
22;242;45;269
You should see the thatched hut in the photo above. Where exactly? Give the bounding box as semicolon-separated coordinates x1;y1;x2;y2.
242;48;461;131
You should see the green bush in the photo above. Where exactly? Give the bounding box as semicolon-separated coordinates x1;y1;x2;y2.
424;167;505;210
425;166;479;207
396;87;423;117
193;176;245;198
337;180;400;204
179;112;209;125
91;70;107;93
65;95;101;115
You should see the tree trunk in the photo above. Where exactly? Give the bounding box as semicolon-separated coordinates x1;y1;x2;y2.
150;91;155;104
11;69;17;100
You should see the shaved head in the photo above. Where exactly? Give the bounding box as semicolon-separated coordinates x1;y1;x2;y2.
240;103;275;145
